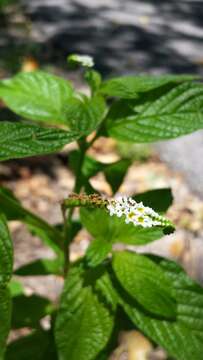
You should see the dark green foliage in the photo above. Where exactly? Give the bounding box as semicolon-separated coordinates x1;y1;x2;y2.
11;294;52;329
5;330;57;360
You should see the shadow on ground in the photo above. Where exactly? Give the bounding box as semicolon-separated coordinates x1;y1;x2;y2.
1;0;203;76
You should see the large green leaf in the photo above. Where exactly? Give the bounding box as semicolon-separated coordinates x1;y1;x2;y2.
0;288;11;359
80;208;165;246
55;266;114;360
11;294;52;329
123;301;202;360
5;330;57;360
0;71;74;124
101;75;196;99
107;82;203;142
64;95;106;135
113;251;176;318
154;256;203;337
116;255;203;360
0;213;13;287
0;186;63;254
0;122;79;162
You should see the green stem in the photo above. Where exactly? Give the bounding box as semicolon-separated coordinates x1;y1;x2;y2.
62;138;87;275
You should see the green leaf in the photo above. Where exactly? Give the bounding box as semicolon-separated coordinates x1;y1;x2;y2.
0;288;11;359
0;71;74;124
104;159;131;194
11;294;52;329
95;271;118;311
133;188;173;213
80;208;164;246
0;213;13;287
123;301;202;360
55;266;114;360
113;251;176;318
0;121;79;162
86;239;112;267
15;258;62;276
116;255;203;360
153;256;203;336
107;82;203;142
101;75;196;98
64;95;106;135
0;186;63;254
5;330;57;360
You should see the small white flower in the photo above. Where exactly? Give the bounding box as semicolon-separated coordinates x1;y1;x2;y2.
68;54;94;68
134;215;153;228
125;210;137;224
144;206;157;216
107;203;116;216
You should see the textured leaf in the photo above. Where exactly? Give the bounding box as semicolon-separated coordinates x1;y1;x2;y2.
133;188;173;213
113;251;176;318
80;208;165;246
5;330;57;360
95;271;118;311
0;186;63;254
154;256;203;336
55;266;114;360
11;294;51;329
107;82;203;142
0;213;13;287
86;238;112;267
123;301;202;360
64;95;106;135
0;288;11;359
0;121;79;162
15;258;62;276
116;255;203;360
0;71;74;124
101;75;196;98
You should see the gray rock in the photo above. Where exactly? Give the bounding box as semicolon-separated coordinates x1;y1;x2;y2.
156;131;203;198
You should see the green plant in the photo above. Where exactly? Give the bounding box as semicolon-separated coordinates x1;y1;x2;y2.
0;55;203;359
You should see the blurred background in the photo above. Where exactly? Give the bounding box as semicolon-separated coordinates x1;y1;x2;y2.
1;1;203;356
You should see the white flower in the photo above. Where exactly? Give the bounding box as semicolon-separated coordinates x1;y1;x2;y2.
125;210;137;224
107;203;116;216
106;196;171;229
68;54;94;68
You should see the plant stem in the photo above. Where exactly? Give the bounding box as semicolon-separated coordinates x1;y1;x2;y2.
62;138;87;275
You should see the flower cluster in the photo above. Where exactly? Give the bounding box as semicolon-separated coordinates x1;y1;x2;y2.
68;54;94;68
107;196;168;228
